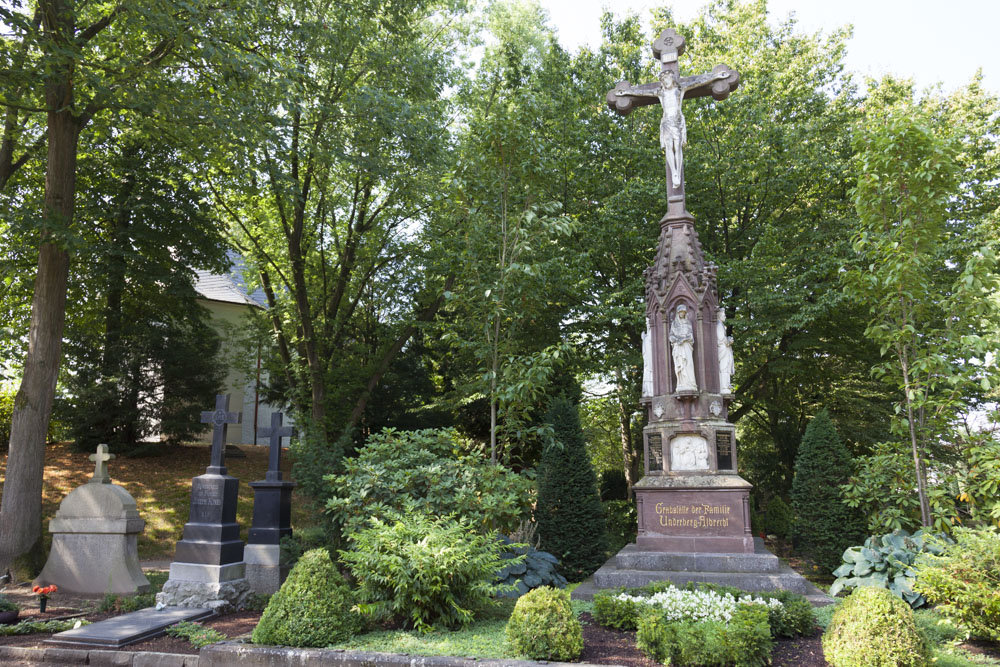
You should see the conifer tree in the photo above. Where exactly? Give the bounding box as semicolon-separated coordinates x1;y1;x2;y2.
790;411;866;572
535;396;608;582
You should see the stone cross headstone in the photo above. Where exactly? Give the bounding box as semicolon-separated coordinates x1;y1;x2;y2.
35;445;149;595
200;394;240;474
157;394;249;612
88;444;115;484
246;411;296;595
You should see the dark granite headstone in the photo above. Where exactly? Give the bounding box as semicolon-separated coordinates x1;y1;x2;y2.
155;394;250;611
245;412;296;594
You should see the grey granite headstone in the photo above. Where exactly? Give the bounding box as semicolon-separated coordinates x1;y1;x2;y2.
45;606;214;648
35;444;150;595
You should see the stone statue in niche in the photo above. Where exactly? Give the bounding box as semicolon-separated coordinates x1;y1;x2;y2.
669;304;697;391
670;435;710;471
717;308;734;394
642;318;654;397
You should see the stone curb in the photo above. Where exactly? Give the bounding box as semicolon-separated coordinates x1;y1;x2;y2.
199;642;620;667
0;645;198;666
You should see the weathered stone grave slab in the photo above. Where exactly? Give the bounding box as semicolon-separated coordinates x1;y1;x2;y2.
44;606;214;648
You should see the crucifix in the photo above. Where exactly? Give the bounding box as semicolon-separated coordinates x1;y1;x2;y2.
200;394;241;474
606;29;740;215
259;412;294;482
88;443;116;484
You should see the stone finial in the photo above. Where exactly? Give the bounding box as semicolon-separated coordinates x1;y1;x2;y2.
88;444;116;484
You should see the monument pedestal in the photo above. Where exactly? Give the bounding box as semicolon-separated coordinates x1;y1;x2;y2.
245;479;295;595
635;474;753;553
157;471;250;612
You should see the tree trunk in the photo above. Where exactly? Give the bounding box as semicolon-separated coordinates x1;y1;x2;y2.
900;352;932;527
615;369;638;497
0;88;81;570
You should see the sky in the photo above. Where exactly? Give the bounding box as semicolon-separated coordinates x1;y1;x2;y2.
536;0;1000;95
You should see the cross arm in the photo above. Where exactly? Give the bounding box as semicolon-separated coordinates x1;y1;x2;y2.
680;64;740;101
606;81;660;116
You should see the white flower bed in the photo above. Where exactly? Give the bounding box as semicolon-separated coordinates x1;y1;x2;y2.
615;586;783;624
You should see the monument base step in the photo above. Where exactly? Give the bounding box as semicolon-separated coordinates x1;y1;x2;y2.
571;541;833;606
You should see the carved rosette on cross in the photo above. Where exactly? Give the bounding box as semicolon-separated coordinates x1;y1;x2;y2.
616;29;751;554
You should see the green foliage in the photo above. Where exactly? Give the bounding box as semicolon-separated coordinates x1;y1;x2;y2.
340;510;507;633
99;592;155;613
831;528;952;606
603;500;638;555
915;527;1000;641
593;592;643;631
762;496;794;541
822;586;931;667
327;428;533;539
535;397;608;582
912;608;962;646
279;525;333;568
0;387;13;451
0;618;90;636
0;595;18;613
814;602;839;631
636;604;772;667
495;537;568;597
252;549;361;648
165;621;226;649
790;411;866;572
505;586;582;661
599;469;629;501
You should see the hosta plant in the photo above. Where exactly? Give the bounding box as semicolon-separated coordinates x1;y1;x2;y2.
494;536;568;597
830;528;952;606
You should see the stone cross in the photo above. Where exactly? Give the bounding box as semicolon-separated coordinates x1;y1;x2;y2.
200;394;240;474
88;444;116;484
258;412;294;482
606;28;740;214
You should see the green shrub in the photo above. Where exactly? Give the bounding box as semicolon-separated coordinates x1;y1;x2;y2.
814;602;839;631
495;537;567;597
598;468;629;501
99;592;155;613
327;428;533;539
822;586;930;667
831;528;952;606
636;605;772;667
505;586;582;661
535;397;609;582
252;548;361;647
340;509;507;632
0;618;90;635
763;496;794;541
603;500;637;554
790;411;867;573
593;590;643;630
0;595;18;612
165;621;226;648
915;527;1000;641
912;608;961;645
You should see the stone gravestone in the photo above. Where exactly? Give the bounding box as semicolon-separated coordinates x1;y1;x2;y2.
35;444;150;595
575;29;828;602
244;412;296;595
156;394;250;612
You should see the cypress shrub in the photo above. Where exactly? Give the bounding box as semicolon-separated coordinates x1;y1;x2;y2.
251;549;361;647
790;411;865;572
535;396;609;582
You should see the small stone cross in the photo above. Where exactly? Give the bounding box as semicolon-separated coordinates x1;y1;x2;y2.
200;394;240;474
89;444;115;484
259;412;294;482
606;28;740;215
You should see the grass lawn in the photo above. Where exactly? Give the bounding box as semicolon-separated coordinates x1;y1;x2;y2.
330;599;595;660
0;440;314;560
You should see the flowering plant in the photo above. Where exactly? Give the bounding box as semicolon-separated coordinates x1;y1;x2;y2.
614;585;783;624
32;585;57;600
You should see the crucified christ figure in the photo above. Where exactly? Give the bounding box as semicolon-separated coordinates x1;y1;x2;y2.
616;66;732;189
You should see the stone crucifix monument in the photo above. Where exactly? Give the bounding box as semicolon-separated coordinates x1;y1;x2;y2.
245;412;296;595
577;29;827;602
156;394;250;612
